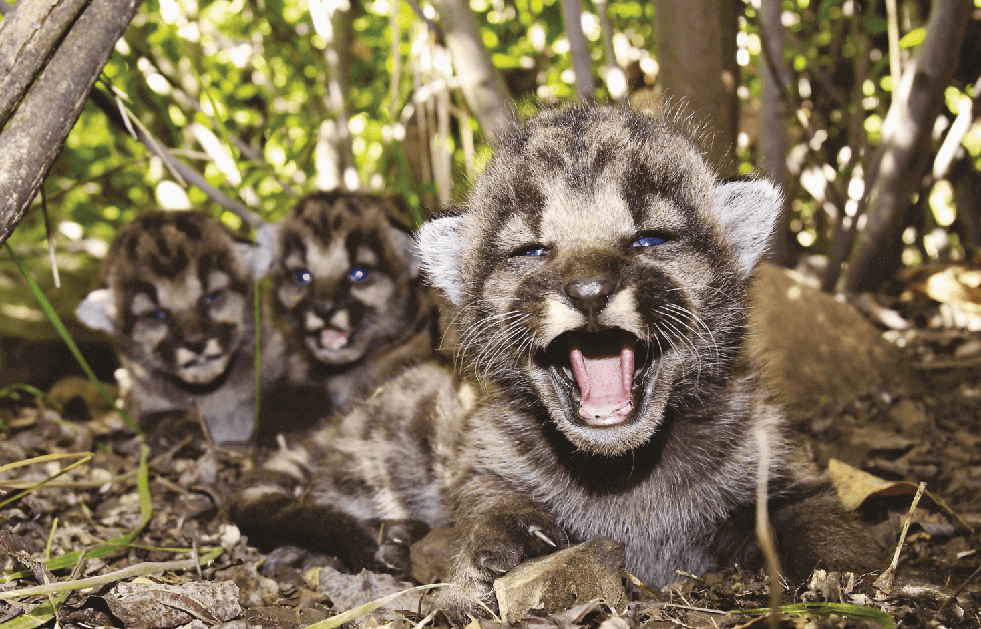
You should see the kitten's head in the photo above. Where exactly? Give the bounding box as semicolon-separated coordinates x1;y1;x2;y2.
418;105;782;456
272;190;422;368
78;210;266;388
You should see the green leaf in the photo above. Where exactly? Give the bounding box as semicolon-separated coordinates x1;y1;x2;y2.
899;27;926;49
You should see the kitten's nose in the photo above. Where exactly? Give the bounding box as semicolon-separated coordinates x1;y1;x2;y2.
565;278;614;316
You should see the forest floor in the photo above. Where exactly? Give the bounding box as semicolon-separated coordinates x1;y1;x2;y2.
1;277;981;629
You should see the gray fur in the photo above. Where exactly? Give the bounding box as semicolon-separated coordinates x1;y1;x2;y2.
714;180;783;277
416;214;468;305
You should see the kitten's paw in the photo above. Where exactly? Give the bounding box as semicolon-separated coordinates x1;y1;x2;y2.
431;514;568;624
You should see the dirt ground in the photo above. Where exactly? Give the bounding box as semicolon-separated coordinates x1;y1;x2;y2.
1;272;980;629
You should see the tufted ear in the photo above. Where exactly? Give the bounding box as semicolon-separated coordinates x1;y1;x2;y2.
238;222;276;280
386;224;422;279
415;214;468;306
76;288;117;334
714;179;783;277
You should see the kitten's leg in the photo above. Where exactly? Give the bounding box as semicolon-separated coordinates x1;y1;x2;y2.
768;479;885;581
230;469;381;572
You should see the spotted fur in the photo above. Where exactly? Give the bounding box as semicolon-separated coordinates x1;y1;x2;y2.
232;106;880;619
77;210;284;444
271;190;437;412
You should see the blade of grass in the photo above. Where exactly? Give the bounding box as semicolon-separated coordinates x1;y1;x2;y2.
0;444;152;583
0;453;93;509
734;602;895;628
4;242;140;433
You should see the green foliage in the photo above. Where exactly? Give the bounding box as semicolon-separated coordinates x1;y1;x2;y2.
7;0;978;273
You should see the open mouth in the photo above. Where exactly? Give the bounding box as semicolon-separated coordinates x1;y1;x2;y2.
177;353;232;385
545;330;654;427
318;327;350;351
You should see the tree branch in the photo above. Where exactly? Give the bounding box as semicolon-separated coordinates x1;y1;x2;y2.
0;0;92;130
0;0;142;246
561;0;596;102
431;0;514;146
841;0;971;293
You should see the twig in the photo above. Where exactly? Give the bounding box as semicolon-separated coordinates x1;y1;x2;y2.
40;187;60;288
0;549;224;599
938;563;981;614
755;425;782;629
873;481;926;594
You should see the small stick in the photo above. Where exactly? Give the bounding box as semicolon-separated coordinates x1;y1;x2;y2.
755;425;782;629
873;481;926;594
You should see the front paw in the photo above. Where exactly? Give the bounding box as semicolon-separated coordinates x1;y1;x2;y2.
432;515;567;624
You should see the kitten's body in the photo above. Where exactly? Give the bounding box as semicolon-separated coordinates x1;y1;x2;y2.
234;105;880;618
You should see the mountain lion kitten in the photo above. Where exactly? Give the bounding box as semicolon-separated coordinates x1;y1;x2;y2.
271;190;437;413
78;210;283;444
233;105;880;619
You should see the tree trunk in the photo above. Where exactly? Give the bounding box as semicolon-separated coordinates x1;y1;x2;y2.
561;0;596;102
653;0;739;175
311;0;358;191
0;0;91;130
431;0;514;146
0;0;143;246
759;0;792;264
842;0;971;293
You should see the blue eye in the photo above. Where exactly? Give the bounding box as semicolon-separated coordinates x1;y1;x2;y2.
348;266;369;283
293;269;312;283
202;291;221;305
633;235;666;247
150;309;168;322
515;245;548;257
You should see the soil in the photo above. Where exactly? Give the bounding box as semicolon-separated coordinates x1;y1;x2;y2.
1;268;980;629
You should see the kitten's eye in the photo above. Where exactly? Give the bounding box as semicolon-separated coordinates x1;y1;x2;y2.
348;266;370;283
292;269;312;283
513;245;549;258
202;291;223;306
148;309;169;323
632;235;667;248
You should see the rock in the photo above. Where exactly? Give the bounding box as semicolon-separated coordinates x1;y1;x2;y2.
410;526;456;584
887;398;931;438
316;565;423;627
215;563;280;608
493;537;627;623
748;263;920;409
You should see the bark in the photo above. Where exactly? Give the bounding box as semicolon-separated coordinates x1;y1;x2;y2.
0;0;143;246
561;0;596;102
759;0;792;264
653;0;739;175
0;0;91;130
842;0;971;293
431;0;513;146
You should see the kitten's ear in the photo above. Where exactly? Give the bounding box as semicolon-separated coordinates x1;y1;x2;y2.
238;222;276;280
77;288;117;333
714;179;783;277
386;224;422;279
416;214;468;305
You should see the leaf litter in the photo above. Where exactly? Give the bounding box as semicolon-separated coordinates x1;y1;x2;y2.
2;330;981;628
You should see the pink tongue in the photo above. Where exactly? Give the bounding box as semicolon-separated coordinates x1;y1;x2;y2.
321;328;348;350
569;346;634;426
